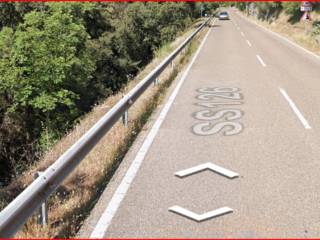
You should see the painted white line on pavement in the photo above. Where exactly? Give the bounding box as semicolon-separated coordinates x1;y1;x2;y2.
246;40;252;47
169;206;233;222
89;22;214;239
236;12;320;61
279;88;311;129
256;54;266;67
241;31;245;37
175;162;239;179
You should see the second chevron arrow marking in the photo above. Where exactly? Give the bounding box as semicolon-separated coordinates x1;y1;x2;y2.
175;162;239;179
169;206;233;222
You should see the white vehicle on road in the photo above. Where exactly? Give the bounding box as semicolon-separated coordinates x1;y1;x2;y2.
219;11;229;20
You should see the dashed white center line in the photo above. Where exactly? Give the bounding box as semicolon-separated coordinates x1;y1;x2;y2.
256;54;266;67
246;40;252;47
279;88;311;129
236;10;320;61
241;31;245;37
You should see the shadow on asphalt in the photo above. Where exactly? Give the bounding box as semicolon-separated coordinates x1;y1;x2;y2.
209;24;221;28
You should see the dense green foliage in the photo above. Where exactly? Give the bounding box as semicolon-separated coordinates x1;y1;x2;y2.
0;2;218;185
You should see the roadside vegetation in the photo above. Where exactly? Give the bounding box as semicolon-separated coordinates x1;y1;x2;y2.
236;2;320;55
0;2;217;238
0;2;217;186
5;13;209;240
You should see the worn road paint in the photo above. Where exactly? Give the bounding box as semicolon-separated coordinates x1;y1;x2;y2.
194;109;243;121
246;40;252;47
195;102;243;108
192;121;243;136
192;87;244;136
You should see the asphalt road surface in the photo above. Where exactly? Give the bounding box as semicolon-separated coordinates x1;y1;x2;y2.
80;9;320;238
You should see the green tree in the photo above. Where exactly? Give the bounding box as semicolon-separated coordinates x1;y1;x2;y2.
255;2;282;21
0;3;22;29
0;2;47;30
0;6;95;148
0;2;202;184
157;3;193;43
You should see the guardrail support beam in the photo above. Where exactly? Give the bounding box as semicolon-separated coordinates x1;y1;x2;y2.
34;171;48;227
154;78;160;86
122;109;128;127
38;201;48;226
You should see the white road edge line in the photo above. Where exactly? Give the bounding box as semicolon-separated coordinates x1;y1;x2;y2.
256;54;266;67
241;31;245;37
89;22;214;239
279;88;311;129
236;11;320;61
246;40;252;47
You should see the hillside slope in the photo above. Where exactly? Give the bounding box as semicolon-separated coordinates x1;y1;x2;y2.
237;2;320;56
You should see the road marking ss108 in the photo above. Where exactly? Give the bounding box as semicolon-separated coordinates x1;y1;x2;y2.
256;55;266;67
279;88;311;129
192;87;244;136
175;162;239;179
169;206;233;222
90;20;214;239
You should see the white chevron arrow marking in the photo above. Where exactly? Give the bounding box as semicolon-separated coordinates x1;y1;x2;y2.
169;206;233;222
175;162;239;179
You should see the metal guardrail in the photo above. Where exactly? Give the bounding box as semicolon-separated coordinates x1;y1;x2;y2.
0;18;210;237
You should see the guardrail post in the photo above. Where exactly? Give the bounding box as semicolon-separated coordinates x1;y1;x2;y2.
122;109;128;127
171;61;174;69
154;78;159;86
182;47;186;55
34;171;48;226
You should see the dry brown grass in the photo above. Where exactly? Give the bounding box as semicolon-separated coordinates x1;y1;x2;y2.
1;19;209;238
243;12;320;56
